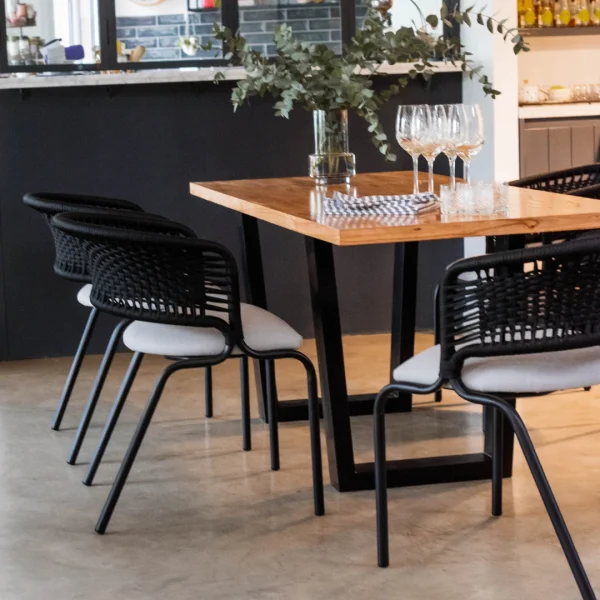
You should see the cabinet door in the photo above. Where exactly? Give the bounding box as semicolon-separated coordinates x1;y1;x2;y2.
522;128;549;177
571;126;595;167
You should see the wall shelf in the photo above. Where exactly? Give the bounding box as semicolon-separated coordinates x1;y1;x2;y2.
519;26;600;37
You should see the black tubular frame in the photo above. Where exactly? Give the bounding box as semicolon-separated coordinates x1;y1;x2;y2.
375;237;600;599
52;212;324;532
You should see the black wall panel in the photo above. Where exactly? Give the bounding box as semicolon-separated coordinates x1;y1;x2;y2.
0;73;462;360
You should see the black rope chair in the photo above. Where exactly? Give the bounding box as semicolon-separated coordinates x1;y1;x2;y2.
52;212;324;534
375;237;600;599
22;193;144;431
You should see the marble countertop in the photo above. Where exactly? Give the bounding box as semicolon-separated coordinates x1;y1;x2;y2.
0;62;462;90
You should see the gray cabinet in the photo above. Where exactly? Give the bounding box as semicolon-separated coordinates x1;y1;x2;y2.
519;117;600;177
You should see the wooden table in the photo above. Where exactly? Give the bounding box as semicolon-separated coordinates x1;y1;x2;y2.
190;171;600;492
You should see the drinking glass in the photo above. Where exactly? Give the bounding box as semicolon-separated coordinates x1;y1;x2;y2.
415;105;446;195
396;104;427;194
456;104;484;183
440;104;463;189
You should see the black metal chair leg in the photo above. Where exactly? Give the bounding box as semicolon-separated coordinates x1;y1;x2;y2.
205;366;213;418
83;352;144;487
96;362;175;534
67;319;131;465
299;357;325;516
433;285;442;403
51;307;99;431
492;407;503;517
584;387;591;391
240;356;251;451
265;359;279;471
374;388;391;568
454;382;597;600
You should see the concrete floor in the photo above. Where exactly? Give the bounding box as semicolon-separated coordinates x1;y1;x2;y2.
0;332;599;599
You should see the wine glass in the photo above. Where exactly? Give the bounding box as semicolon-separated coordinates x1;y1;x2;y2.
422;105;447;195
396;104;428;195
440;104;463;190
456;104;484;183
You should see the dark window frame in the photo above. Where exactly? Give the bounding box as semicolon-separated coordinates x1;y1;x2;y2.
0;0;358;74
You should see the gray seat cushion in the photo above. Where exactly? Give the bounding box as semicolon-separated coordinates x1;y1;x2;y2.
122;303;302;357
77;284;93;308
393;344;600;394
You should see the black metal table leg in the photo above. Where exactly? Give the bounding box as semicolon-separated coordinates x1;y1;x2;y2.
389;242;419;409
305;237;356;491
239;214;272;421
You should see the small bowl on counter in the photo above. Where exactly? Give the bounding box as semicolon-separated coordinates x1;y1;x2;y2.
547;86;572;103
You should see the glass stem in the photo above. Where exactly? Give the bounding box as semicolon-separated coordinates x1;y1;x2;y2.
412;154;419;195
427;158;435;195
449;156;456;190
463;158;471;184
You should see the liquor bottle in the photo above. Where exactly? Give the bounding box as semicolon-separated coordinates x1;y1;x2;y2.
569;0;581;24
521;0;538;26
539;0;555;24
556;0;571;24
590;0;600;23
579;0;591;23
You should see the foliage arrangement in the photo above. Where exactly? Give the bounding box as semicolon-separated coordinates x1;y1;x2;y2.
209;3;528;161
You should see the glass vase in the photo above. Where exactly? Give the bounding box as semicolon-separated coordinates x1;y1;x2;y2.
309;109;356;185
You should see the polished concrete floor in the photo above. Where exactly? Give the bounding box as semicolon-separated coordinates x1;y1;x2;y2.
0;332;599;599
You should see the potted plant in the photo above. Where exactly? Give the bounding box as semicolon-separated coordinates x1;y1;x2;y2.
209;2;528;185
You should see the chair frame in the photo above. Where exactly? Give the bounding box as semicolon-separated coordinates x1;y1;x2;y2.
23;193;145;431
52;213;324;534
375;237;600;600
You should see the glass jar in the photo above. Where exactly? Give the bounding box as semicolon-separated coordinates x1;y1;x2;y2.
579;0;591;23
569;0;582;24
6;36;19;62
309;109;356;185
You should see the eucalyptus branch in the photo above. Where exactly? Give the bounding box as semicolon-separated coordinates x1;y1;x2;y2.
210;2;528;162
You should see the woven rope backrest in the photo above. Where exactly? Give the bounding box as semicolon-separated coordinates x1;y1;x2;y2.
23;193;143;282
52;213;241;340
439;237;600;379
510;163;600;194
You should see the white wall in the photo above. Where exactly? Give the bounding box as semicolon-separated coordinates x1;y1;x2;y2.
115;0;186;17
461;0;520;256
518;36;600;86
389;0;442;35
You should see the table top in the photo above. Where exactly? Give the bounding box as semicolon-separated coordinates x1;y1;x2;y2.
190;171;600;246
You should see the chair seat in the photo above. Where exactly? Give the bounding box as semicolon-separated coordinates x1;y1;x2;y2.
77;284;93;308
122;303;302;357
393;344;600;394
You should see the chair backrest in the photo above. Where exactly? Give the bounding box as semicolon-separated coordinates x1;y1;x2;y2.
509;163;600;195
51;212;241;349
438;236;600;380
23;192;145;282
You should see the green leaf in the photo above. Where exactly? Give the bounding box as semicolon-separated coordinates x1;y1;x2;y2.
476;12;484;25
426;14;439;28
487;17;494;33
463;13;471;26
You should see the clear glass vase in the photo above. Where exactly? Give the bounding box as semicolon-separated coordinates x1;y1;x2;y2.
309;109;356;185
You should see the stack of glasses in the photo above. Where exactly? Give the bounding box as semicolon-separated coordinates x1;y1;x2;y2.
395;104;484;194
439;181;510;217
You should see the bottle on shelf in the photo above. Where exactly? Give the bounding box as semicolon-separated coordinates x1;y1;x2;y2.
590;0;600;23
539;0;555;25
520;0;538;27
579;0;591;24
569;0;582;24
556;0;571;24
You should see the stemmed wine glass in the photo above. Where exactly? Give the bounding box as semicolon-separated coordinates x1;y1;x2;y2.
396;104;428;195
417;105;446;195
456;104;484;183
440;104;463;189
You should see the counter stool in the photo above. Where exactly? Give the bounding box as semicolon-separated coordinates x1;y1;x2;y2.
22;193;144;431
52;212;324;533
375;238;600;599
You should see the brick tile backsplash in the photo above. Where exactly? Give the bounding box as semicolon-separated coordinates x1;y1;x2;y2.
117;4;343;62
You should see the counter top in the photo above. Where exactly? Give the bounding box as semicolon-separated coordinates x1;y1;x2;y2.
0;61;462;90
519;102;600;120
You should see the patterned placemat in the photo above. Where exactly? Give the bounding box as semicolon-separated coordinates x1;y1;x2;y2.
323;191;438;216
